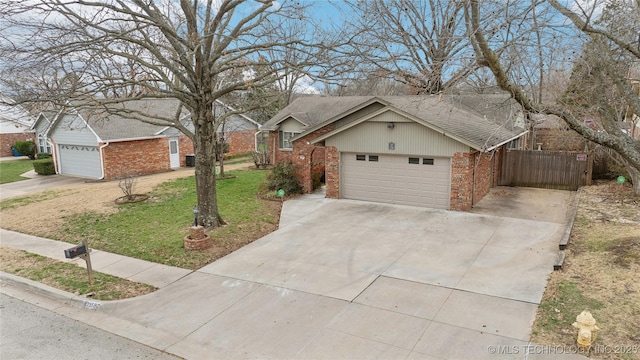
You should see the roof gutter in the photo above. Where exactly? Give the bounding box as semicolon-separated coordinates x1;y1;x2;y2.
484;130;529;152
103;135;167;143
98;142;110;180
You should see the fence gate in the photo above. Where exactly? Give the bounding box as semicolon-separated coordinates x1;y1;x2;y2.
499;150;592;190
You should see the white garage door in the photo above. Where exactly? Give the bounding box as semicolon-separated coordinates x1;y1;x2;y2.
342;153;451;209
58;144;102;178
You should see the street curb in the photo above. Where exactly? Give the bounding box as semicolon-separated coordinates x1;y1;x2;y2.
0;271;105;311
554;188;582;270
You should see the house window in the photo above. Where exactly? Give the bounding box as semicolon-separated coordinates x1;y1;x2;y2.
356;154;366;161
408;157;419;164
369;155;378;162
278;131;300;149
37;134;51;154
423;158;434;165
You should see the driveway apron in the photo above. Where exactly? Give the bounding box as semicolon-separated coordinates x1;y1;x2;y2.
104;188;573;359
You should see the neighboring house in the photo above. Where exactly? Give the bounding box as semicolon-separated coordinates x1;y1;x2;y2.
261;95;528;211
33;98;261;180
213;100;262;156
0;97;35;157
36;99;194;180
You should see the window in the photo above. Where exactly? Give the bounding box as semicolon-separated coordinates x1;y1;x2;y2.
408;157;419;164
278;131;300;149
356;154;366;161
423;158;434;165
368;155;378;162
37;134;51;154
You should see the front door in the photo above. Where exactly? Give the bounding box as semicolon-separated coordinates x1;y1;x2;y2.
169;137;180;168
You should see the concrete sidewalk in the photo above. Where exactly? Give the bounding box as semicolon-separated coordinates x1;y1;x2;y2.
0;229;192;289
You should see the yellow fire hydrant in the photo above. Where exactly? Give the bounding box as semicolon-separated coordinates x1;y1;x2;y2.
572;311;599;350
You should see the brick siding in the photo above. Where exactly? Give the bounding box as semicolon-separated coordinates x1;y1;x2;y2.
179;136;195;167
102;137;187;180
325;146;339;198
450;150;499;211
0;132;35;157
224;129;255;157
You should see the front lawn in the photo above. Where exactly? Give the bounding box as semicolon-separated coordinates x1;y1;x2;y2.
49;169;280;269
0;247;156;300
0;159;33;184
531;181;640;360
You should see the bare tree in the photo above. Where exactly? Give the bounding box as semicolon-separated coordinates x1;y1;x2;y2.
341;0;473;95
0;0;329;227
469;0;640;193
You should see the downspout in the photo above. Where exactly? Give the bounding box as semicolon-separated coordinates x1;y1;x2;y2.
472;151;478;206
98;142;110;180
52;140;60;175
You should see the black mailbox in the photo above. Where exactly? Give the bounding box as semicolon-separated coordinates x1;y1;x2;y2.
64;244;87;259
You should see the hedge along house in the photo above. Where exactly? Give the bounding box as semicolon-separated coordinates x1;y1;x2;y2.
0;96;35;157
261;95;528;211
37;99;195;180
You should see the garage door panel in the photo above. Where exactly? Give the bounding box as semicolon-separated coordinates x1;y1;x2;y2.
58;145;101;178
342;153;450;209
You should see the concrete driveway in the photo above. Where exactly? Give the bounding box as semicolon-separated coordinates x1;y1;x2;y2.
0;171;87;201
103;187;576;360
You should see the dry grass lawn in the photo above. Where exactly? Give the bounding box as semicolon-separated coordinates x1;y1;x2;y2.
532;181;640;360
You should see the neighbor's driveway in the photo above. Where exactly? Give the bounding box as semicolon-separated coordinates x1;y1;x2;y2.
104;187;575;360
0;171;86;201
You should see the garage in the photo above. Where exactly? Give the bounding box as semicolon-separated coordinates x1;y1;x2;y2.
58;144;102;178
341;152;451;209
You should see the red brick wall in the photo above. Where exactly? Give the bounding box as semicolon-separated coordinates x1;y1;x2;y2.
450;150;499;211
224;129;255;157
102;138;170;180
289;124;335;194
179;136;194;167
450;152;474;211
0;132;35;157
325;146;339;198
472;152;494;206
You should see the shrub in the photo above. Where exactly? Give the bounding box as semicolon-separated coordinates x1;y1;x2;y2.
33;158;55;175
312;162;325;190
259;160;302;195
13;141;36;160
250;151;271;169
36;152;52;159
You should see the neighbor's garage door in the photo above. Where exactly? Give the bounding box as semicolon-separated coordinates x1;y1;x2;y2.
342;153;451;209
58;144;102;179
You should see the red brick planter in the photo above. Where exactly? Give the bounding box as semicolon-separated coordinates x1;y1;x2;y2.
184;226;212;250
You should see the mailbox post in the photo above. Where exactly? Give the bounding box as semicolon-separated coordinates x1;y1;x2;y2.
64;240;94;285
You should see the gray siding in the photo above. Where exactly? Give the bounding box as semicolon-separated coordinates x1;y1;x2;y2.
326;115;470;156
50;114;99;146
334;102;386;129
279;118;304;132
34;117;50;135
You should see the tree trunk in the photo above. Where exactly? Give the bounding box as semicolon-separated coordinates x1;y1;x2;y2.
193;106;224;228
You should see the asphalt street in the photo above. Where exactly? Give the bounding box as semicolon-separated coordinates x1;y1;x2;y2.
0;293;181;360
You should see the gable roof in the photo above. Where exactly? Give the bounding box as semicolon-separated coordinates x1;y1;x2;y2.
265;95;527;152
0;96;35;128
262;96;375;131
46;98;259;142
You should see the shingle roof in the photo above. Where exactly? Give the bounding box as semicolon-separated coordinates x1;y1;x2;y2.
75;99;185;141
262;96;376;130
264;95;526;151
60;98;258;141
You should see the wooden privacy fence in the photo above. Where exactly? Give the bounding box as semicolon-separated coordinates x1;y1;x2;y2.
499;150;592;190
